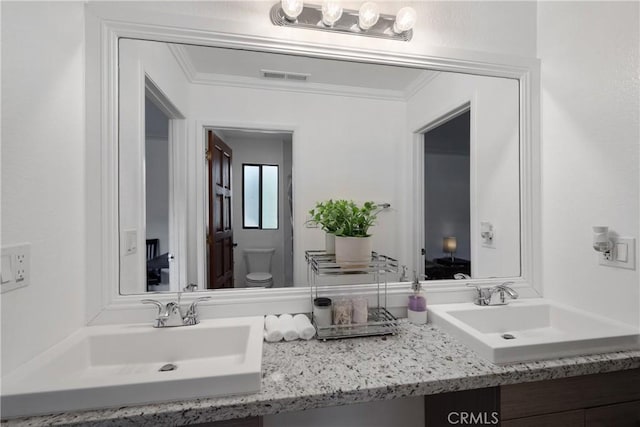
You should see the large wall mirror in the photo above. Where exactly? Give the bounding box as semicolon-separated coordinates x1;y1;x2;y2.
118;38;521;295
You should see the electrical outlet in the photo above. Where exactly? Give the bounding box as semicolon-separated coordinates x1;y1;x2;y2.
15;253;27;281
1;243;30;293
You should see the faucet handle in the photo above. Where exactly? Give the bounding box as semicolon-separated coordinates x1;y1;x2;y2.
184;297;211;325
466;284;490;305
141;299;164;314
187;296;212;312
493;281;519;301
142;299;169;327
465;283;481;293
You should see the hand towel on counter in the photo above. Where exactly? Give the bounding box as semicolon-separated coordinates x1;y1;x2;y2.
279;314;299;341
293;314;316;340
264;315;283;342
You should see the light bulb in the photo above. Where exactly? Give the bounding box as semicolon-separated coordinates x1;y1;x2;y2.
393;6;416;33
358;2;380;30
281;0;304;21
322;0;343;27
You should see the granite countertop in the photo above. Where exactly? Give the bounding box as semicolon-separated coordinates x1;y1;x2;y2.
4;321;640;426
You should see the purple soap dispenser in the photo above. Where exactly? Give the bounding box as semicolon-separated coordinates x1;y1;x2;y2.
408;272;427;324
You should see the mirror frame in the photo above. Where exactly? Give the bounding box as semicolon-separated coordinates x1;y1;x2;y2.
86;9;541;325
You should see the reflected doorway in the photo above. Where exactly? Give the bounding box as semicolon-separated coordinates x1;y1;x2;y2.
145;95;171;291
205;128;294;289
423;110;471;279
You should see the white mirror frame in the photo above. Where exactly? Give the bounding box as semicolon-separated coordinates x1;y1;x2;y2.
85;10;540;325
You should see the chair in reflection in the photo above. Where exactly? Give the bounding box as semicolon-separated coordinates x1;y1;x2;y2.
146;239;161;288
425;257;471;280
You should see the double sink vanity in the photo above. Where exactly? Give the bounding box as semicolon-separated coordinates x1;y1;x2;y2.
3;5;639;426
2;293;639;426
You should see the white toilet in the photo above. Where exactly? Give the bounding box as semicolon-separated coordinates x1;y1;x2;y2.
244;248;275;288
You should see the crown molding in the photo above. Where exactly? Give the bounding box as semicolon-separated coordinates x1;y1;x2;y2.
189;71;407;101
168;43;198;82
404;70;441;100
168;43;414;102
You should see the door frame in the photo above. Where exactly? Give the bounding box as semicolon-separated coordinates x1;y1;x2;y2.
195;121;298;292
144;76;187;293
413;101;474;278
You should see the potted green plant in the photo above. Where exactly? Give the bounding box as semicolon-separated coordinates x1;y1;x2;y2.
308;199;342;254
332;200;379;266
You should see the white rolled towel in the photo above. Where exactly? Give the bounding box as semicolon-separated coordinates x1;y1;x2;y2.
293;314;316;340
279;314;299;341
264;315;283;342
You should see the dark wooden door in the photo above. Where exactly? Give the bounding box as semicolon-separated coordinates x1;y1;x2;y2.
207;131;234;289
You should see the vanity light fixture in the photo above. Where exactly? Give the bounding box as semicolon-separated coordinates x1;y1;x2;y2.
271;2;416;41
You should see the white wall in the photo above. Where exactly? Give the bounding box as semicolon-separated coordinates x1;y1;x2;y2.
408;72;521;279
538;2;640;327
98;1;537;58
1;2;86;373
188;84;406;286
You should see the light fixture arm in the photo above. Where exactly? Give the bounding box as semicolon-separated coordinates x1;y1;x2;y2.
270;3;414;42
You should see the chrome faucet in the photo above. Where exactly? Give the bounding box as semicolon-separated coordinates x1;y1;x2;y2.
467;282;518;306
142;292;211;328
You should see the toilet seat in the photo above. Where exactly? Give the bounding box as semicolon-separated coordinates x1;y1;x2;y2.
243;248;275;288
246;272;272;282
246;272;273;288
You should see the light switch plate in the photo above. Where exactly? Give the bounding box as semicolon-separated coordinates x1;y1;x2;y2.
123;229;137;255
480;222;495;248
599;237;636;270
1;243;31;293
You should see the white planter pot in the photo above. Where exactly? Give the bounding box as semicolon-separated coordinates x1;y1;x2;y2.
335;236;372;267
325;232;335;255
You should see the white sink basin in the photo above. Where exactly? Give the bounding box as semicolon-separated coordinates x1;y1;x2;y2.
1;316;264;418
429;299;639;364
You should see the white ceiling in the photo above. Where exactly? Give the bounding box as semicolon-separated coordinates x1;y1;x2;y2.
181;44;433;92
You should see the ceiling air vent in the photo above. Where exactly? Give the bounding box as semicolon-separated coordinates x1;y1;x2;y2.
261;69;310;82
285;72;309;82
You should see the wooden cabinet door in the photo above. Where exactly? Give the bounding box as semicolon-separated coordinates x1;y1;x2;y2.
502;410;584;427
585;400;640;427
501;369;640;420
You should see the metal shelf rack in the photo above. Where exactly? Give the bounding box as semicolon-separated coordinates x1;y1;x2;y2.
305;250;400;340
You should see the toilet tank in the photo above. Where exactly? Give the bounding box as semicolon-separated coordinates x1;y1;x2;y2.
244;248;275;273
